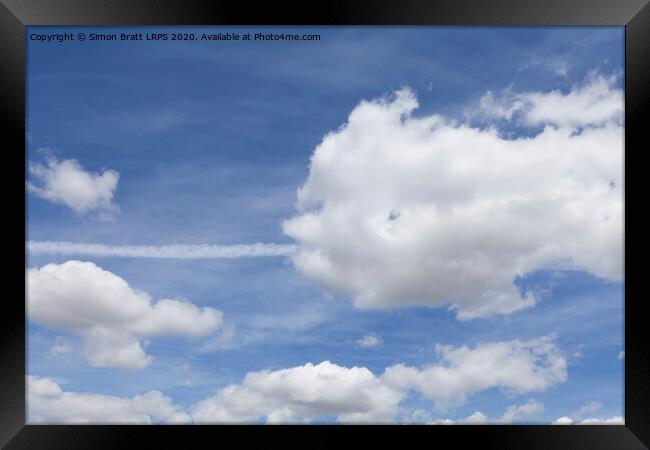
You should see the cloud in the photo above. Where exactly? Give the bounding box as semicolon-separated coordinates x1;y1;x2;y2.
193;336;565;423
427;418;456;425
499;399;544;423
28;336;567;424
426;401;543;425
357;333;381;348
192;361;404;424
478;72;622;127
552;415;624;425
27;240;297;259
618;350;624;360
27;157;119;218
463;411;489;424
383;336;566;410
426;411;487;425
579;416;624;425
283;75;622;319
552;416;574;424
28;376;191;424
27;260;223;370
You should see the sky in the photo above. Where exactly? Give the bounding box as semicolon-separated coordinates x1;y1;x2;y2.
26;26;624;424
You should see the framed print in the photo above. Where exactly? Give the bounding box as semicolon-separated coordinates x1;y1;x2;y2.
1;0;648;448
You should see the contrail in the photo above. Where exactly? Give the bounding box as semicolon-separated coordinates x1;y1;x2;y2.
27;240;297;259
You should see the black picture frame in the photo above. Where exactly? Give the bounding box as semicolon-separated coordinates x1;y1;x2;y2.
1;1;648;448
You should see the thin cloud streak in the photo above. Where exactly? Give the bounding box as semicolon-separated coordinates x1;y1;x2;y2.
27;240;297;259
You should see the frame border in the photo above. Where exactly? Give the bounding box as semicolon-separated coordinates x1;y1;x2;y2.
1;1;648;448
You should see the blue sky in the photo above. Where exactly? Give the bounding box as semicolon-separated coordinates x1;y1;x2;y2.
26;26;623;424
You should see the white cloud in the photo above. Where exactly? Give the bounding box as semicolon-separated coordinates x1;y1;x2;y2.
579;416;624;425
424;400;543;425
27;260;223;370
28;376;191;424
463;411;489;424
27;157;119;218
383;335;566;410
357;333;381;348
192;361;404;424
428;418;456;425
499;399;544;423
427;401;543;425
27;240;297;259
29;336;567;424
426;411;487;425
193;336;565;423
618;350;624;360
283;75;622;319
552;416;574;424
552;405;623;425
478;72;622;127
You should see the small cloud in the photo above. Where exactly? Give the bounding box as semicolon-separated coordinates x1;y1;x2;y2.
463;411;488;424
357;333;382;348
27;155;119;219
552;416;574;425
618;350;624;360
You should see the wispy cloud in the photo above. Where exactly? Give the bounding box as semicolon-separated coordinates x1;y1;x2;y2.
27;240;297;259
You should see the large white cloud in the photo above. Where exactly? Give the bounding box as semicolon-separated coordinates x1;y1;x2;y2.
28;376;191;424
192;336;565;423
27;260;223;370
383;335;566;410
283;74;622;319
27;157;120;218
192;361;403;424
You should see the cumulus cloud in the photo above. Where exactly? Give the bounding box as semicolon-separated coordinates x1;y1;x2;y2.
28;376;191;424
27;260;223;370
383;336;566;410
192;361;403;424
27;240;297;259
283;73;622;319
357;333;382;348
463;411;489;424
552;416;574;424
27;157;119;218
193;336;565;423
